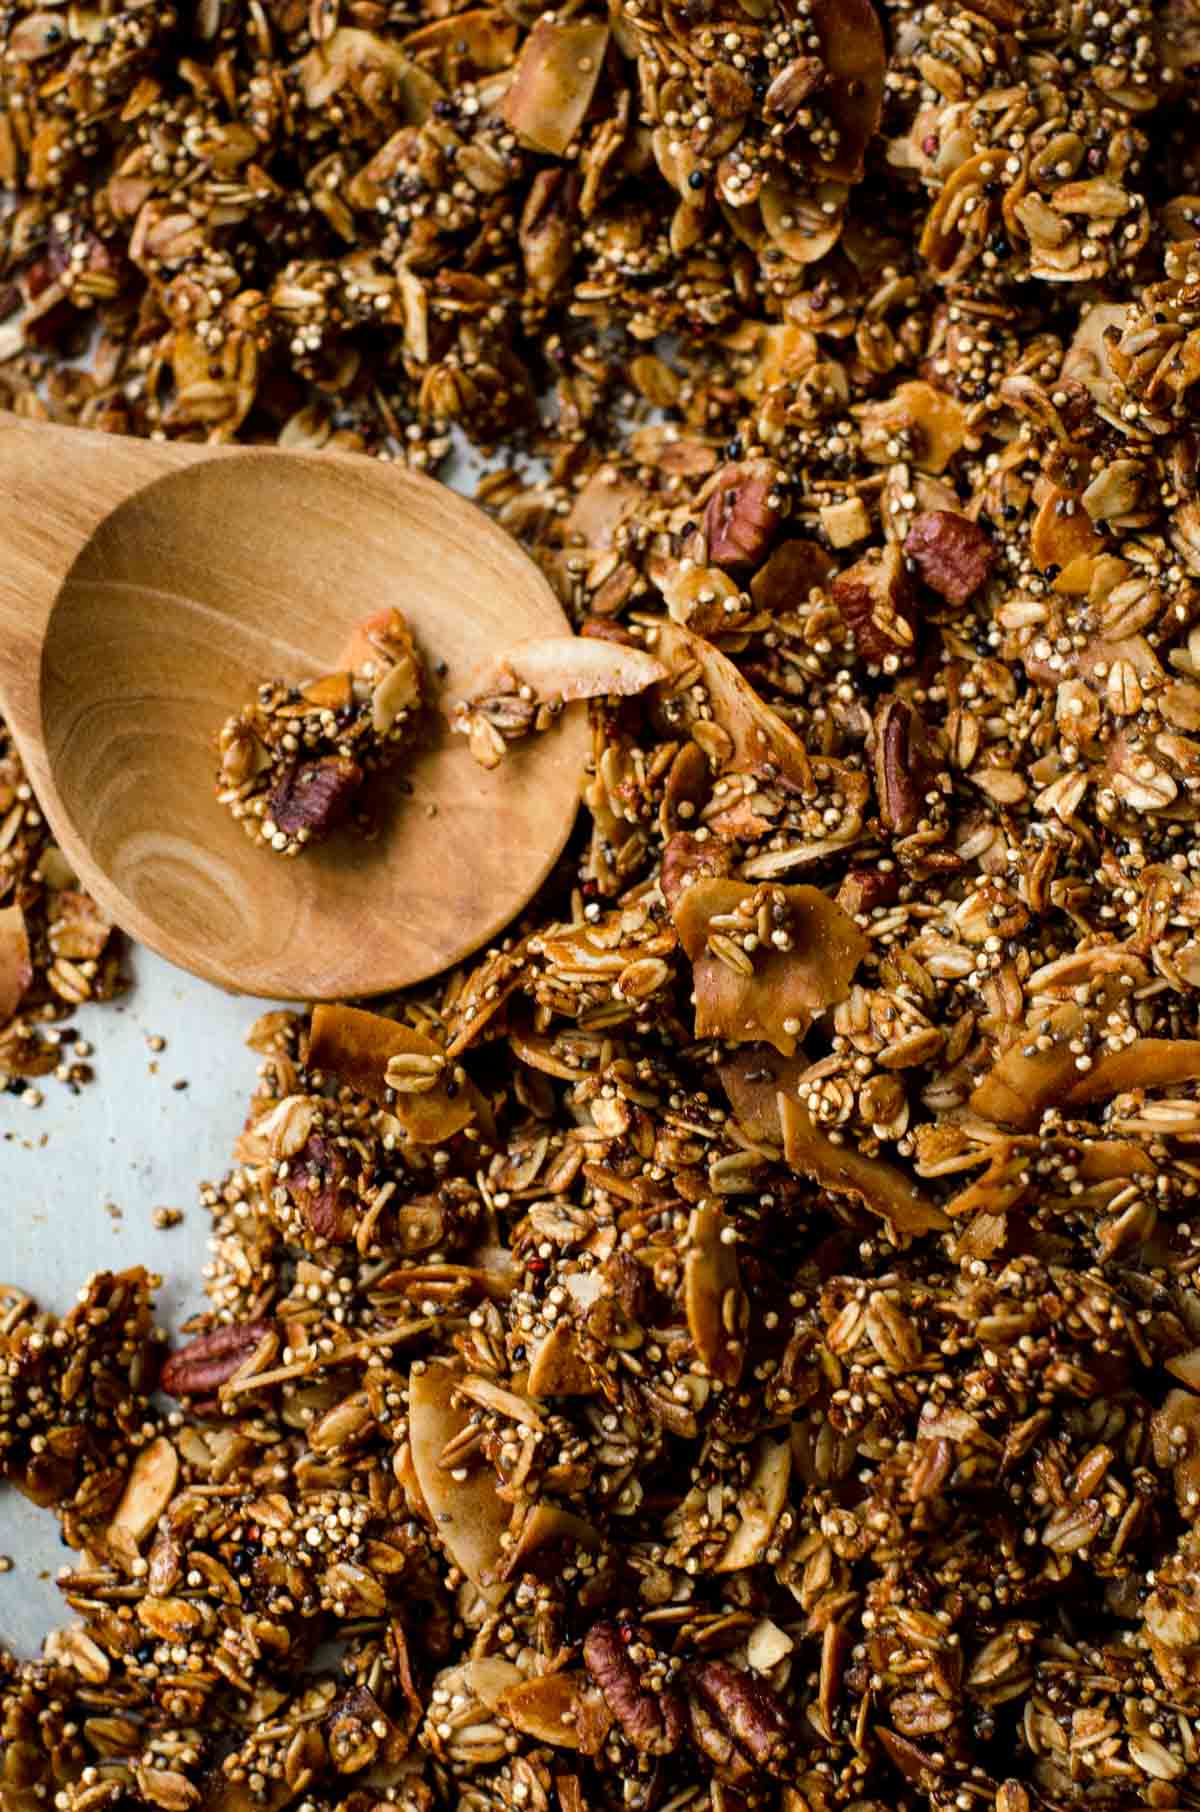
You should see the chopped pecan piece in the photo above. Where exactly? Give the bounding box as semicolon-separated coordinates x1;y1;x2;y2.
267;754;363;841
831;543;919;665
763;55;825;116
283;1132;360;1242
873;697;934;836
688;1660;792;1779
837;866;900;916
703;461;784;569
904;510;995;606
583;1620;685;1755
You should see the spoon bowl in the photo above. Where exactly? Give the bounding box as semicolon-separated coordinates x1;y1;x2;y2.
0;420;588;999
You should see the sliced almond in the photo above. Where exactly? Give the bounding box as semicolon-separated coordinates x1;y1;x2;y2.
684;1201;745;1386
714;1435;791;1572
1030;486;1102;584
778;1092;947;1236
525;1323;593;1395
107;1437;179;1549
0;903;32;1024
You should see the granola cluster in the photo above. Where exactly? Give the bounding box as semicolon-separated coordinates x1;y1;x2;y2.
5;1;1200;1811
216;609;426;856
0;725;122;1094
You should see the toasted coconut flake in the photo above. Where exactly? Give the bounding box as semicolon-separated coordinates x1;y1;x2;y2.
808;0;886;182
672;878;866;1054
778;1092;947;1235
526;1323;594;1396
1031;486;1102;588
685;1201;745;1385
300;29;439;120
467;635;666;706
503;1502;602;1575
719;1050;805;1149
409;1359;509;1602
969;1004;1086;1129
1065;1038;1200;1105
0;903;32;1024
944;1141;1031;1220
497;1671;591;1748
307;1003;484;1144
502;20;609;157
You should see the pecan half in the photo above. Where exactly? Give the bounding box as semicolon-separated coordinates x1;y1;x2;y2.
160;1321;274;1398
904;510;995;606
831;543;919;665
267;755;363;841
688;1660;792;1779
873;697;932;837
703;461;783;569
583;1620;685;1755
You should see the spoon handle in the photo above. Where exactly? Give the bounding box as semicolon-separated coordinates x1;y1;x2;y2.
0;416;207;734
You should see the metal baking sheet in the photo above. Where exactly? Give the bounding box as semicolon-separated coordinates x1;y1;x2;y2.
0;946;279;1656
0;439;504;1657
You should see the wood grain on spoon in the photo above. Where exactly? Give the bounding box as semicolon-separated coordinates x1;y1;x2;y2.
0;417;590;1000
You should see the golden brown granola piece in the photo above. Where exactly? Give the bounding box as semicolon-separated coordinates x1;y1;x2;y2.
672;877;866;1055
215;607;425;855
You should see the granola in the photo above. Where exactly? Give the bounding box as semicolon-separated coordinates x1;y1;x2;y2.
0;725;121;1092
216;609;425;855
4;0;1200;1810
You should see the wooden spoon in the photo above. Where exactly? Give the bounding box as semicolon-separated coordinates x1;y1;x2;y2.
0;417;589;1000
